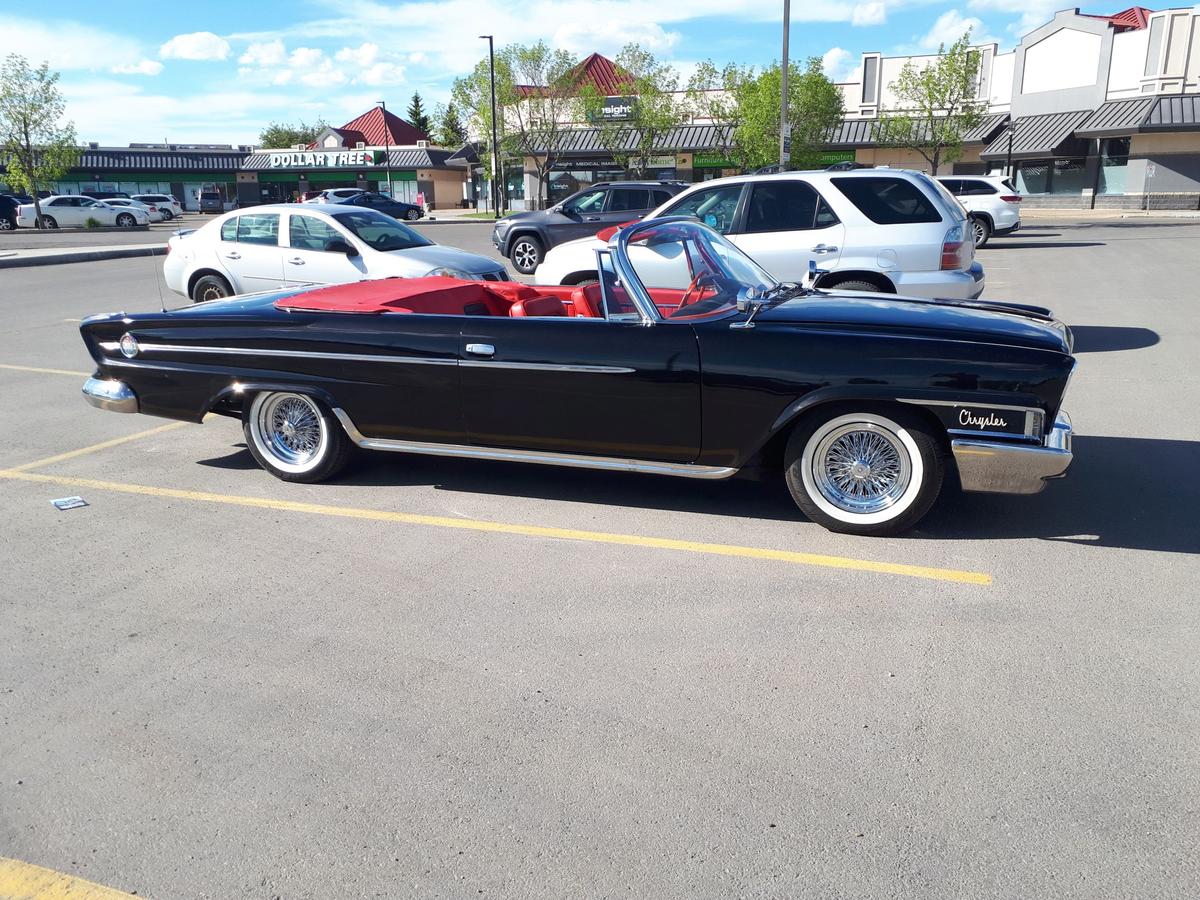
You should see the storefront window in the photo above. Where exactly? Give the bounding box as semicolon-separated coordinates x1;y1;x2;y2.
1016;162;1049;194
1098;137;1130;195
1050;159;1089;195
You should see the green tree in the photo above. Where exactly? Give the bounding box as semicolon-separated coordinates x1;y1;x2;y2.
0;54;79;227
580;44;685;177
258;118;326;148
453;53;519;213
731;57;844;170
406;92;432;137
878;30;985;173
432;102;468;148
685;60;746;162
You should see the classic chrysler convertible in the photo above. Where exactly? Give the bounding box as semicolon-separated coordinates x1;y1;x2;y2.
79;218;1074;536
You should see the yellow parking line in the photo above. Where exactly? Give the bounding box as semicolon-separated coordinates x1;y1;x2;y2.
0;856;136;898
0;468;992;585
0;363;90;378
9;422;191;473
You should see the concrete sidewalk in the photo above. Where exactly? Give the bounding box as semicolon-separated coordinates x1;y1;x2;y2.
1021;207;1200;220
0;243;168;269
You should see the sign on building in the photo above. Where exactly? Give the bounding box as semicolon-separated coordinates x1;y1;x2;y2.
267;150;386;168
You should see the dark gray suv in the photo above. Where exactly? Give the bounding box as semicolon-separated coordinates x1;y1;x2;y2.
492;181;685;274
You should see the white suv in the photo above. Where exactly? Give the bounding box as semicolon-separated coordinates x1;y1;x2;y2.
535;169;984;300
936;175;1021;248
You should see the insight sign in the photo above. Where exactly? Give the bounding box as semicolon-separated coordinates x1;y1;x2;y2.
267;150;385;168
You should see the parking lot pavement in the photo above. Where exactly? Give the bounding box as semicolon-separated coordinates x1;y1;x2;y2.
1;223;1199;898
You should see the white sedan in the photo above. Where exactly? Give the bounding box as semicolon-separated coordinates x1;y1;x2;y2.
105;197;165;222
17;195;151;228
164;203;510;302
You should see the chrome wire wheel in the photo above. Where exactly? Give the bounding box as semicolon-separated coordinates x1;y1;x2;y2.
812;423;912;515
249;392;327;473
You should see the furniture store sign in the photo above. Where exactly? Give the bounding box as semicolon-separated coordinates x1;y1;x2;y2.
268;150;386;168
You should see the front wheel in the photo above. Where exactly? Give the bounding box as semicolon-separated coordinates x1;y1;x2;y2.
404;208;420;221
971;217;991;248
509;235;544;274
0;217;13;231
243;392;353;483
40;216;58;229
116;213;136;227
784;406;944;536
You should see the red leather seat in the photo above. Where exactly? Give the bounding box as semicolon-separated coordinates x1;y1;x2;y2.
570;283;604;318
510;294;568;317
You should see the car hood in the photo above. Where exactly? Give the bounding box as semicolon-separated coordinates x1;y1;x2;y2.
389;244;502;274
758;291;1072;354
496;211;544;228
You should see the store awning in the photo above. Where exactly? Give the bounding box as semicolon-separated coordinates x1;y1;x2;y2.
980;109;1092;160
1077;97;1157;137
1144;93;1200;131
528;124;732;154
962;113;1010;143
241;148;457;170
825;113;1008;148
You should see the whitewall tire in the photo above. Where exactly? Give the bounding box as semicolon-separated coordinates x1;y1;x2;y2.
243;391;353;483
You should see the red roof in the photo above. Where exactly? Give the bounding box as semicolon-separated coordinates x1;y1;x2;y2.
1084;6;1154;31
514;52;635;98
317;107;429;149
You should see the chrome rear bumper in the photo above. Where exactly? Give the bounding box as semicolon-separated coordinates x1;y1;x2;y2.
952;410;1072;494
82;377;138;413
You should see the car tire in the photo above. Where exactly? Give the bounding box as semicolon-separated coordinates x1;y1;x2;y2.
0;217;13;231
826;279;882;293
116;213;136;227
784;405;944;536
192;273;233;303
510;235;544;275
40;216;58;229
971;217;991;248
160;210;173;221
404;209;420;221
243;391;353;484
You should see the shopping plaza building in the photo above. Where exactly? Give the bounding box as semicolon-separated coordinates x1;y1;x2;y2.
2;6;1196;211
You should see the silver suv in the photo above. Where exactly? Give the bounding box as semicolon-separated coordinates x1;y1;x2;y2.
535;169;985;300
937;175;1022;248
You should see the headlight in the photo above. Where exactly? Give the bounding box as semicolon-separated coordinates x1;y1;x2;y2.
425;267;479;281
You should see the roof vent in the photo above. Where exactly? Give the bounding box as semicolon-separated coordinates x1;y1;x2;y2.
294;143;307;150
356;141;366;149
417;140;429;148
88;141;99;149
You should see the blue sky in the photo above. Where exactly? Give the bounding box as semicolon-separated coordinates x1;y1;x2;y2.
4;0;1125;145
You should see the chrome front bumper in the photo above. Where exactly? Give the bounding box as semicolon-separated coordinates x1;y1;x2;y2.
82;377;138;413
952;410;1072;494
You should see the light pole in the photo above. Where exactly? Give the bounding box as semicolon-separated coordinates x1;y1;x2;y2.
779;0;791;169
377;99;393;198
479;34;503;216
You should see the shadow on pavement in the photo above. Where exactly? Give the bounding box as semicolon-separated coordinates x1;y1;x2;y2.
1069;325;1160;353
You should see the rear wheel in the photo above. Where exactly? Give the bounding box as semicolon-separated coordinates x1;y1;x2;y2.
39;216;58;229
971;217;991;248
784;406;944;536
510;235;544;274
404;208;420;221
826;279;882;293
160;209;174;221
0;217;13;231
116;213;136;227
192;273;233;302
243;392;353;483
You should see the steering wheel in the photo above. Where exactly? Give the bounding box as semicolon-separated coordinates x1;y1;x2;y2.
679;270;720;309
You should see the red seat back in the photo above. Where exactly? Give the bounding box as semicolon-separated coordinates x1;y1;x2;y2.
571;283;604;318
510;295;568;317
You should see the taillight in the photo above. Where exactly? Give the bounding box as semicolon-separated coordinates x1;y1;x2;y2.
941;224;966;270
1000;194;1022;203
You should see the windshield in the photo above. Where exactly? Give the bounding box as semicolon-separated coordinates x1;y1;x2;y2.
331;210;433;251
619;219;778;321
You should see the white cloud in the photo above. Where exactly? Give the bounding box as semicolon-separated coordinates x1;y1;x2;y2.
0;15;142;70
920;10;987;50
159;31;231;61
553;20;681;57
289;47;325;68
335;42;380;67
359;63;407;86
111;59;163;76
408;51;428;65
239;40;286;66
967;0;1060;36
851;2;886;26
821;47;856;83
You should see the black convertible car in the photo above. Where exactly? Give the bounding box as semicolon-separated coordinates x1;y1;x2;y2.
80;218;1074;536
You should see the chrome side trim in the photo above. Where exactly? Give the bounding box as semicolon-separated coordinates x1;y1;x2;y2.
459;360;635;374
898;397;1037;414
951;410;1072;494
82;377;138;413
331;408;737;480
129;343;457;366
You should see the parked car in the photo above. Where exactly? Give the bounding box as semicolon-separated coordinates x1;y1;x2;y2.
493;181;686;274
132;193;184;220
103;197;164;222
16;195;149;228
2;192;35;205
535;169;985;299
199;191;224;213
80;190;130;201
0;195;19;230
337;192;424;221
937;175;1022;248
163;203;509;302
304;188;368;204
83;217;1075;537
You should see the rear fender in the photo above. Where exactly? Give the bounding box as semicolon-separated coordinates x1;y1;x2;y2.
206;380;342;421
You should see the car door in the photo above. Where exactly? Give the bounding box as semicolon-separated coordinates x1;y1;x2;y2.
226;212;285;292
601;187;652;227
730;180;846;281
556;188;609;241
459;285;701;462
283;211;368;286
50;197;85;225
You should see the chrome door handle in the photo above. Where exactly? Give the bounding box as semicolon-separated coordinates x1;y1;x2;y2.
288;257;305;265
584;216;601;221
811;244;838;254
465;343;495;357
224;252;241;260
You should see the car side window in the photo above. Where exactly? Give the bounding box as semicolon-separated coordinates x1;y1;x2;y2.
744;181;835;233
220;218;238;241
662;184;743;234
960;180;998;196
562;189;606;215
940;179;962;195
289;214;344;251
237;213;280;246
651;189;673;207
831;177;942;225
607;188;650;212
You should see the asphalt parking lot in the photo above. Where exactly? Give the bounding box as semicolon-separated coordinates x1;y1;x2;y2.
1;221;1198;898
